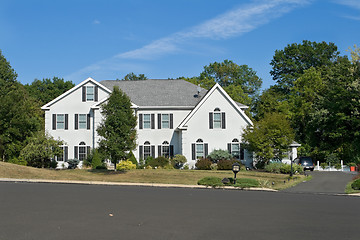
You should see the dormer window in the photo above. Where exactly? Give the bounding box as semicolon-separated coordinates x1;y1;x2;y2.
209;108;226;129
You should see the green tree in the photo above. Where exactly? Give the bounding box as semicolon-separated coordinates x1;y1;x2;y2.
242;113;295;167
24;77;75;106
0;50;43;161
122;72;148;81
97;86;137;169
270;40;339;93
20;131;63;168
200;60;262;98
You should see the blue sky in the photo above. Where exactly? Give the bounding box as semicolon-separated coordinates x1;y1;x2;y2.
1;0;359;89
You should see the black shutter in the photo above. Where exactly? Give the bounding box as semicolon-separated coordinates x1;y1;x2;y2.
87;114;91;129
94;86;98;102
170;145;174;158
74;146;78;159
209;113;213;129
87;146;91;156
158;145;162;157
170;114;173;129
52;114;56;130
75;114;78;130
151;114;155;129
64;146;68;162
65;114;68;130
151;145;155;158
82;86;86;102
227;143;232;154
222;112;226;129
139;146;143;160
139;114;143;129
204;143;208;158
192;143;196;160
158;114;161;129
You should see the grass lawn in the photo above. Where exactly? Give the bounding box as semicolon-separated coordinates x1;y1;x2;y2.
0;161;308;190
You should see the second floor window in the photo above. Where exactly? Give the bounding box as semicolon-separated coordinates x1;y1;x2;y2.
209;108;226;129
143;114;151;129
57;114;65;129
79;114;87;129
86;86;94;101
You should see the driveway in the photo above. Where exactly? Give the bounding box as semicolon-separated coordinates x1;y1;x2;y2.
282;171;358;194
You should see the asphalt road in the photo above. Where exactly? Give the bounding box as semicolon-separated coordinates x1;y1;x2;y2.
0;182;359;240
282;171;357;194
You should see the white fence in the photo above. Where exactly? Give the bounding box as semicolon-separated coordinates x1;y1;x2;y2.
314;160;352;171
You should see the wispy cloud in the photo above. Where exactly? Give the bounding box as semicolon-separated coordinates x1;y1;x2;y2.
335;0;360;9
67;0;310;81
93;19;101;25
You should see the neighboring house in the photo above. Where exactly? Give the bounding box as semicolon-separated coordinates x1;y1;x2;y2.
41;77;254;168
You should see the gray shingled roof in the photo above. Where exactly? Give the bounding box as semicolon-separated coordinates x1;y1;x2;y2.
100;79;208;107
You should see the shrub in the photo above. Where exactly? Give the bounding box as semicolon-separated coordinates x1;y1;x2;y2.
217;159;242;170
334;163;342;170
195;158;212;170
127;151;138;167
320;162;327;170
67;159;79;169
208;149;232;163
234;178;259;188
264;162;283;173
90;150;103;170
172;154;187;168
146;156;169;168
8;157;27;166
95;165;107;170
50;160;58;169
351;179;360;190
264;162;303;174
116;160;136;171
197;177;224;187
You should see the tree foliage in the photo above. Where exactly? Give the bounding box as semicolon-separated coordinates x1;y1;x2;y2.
25;77;75;106
0;50;43;161
270;40;339;93
20;131;63;168
242;113;294;166
122;72;148;81
97;86;137;169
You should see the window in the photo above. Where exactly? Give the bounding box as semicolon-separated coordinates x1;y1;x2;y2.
82;85;98;102
143;141;151;159
143;114;151;129
52;114;68;130
157;113;173;129
56;114;65;129
209;108;225;129
79;114;87;129
162;114;169;129
57;146;68;162
74;142;90;160
75;114;90;130
228;139;244;160
162;141;170;158
192;139;208;160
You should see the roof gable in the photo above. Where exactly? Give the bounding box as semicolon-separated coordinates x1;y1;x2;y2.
41;77;111;110
178;83;253;129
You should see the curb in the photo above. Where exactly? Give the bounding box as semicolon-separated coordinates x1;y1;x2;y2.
0;178;276;192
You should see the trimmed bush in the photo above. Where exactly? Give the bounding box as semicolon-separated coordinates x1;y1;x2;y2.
67;159;79;169
197;177;224;187
195;158;212;170
351;179;360;190
116;160;136;171
234;178;259;188
217;159;242;170
146;156;169;168
264;162;283;173
127;151;138;167
208;149;232;163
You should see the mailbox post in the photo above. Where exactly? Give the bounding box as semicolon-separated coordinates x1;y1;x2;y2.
232;162;240;185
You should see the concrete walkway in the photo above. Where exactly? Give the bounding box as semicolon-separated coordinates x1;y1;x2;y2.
282;171;358;194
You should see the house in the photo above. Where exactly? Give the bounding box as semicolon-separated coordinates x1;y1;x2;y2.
41;77;254;168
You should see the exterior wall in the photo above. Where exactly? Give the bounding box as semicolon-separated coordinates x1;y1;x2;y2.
44;80;109;160
134;109;191;160
181;88;251;168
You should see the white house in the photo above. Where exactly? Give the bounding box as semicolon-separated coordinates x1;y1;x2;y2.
41;77;255;168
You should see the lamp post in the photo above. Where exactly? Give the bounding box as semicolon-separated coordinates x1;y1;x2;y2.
290;153;293;177
232;162;240;185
